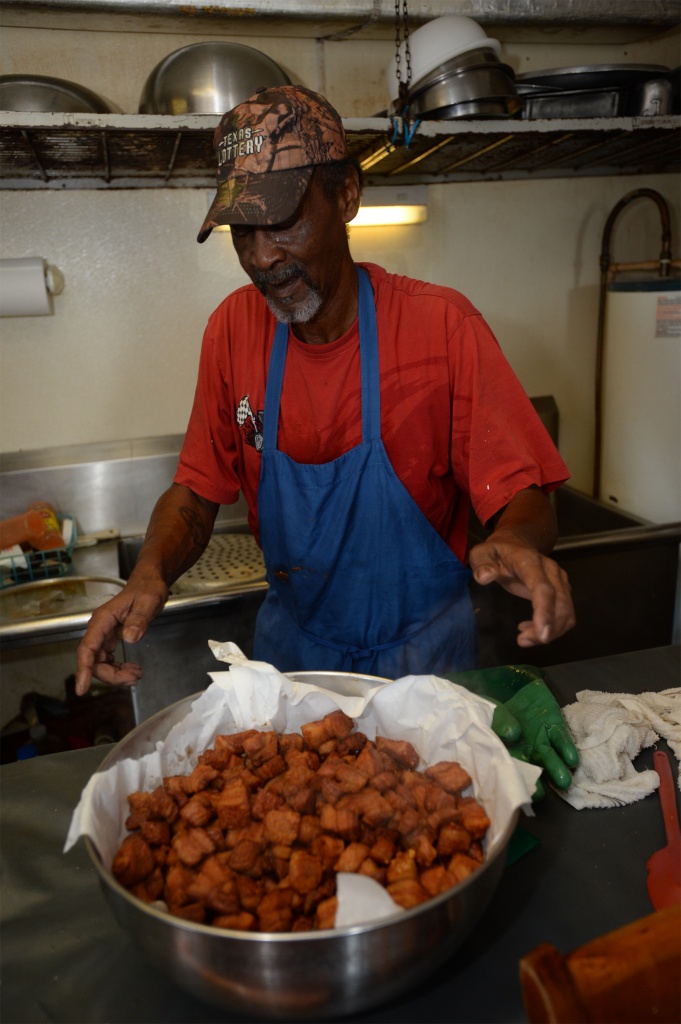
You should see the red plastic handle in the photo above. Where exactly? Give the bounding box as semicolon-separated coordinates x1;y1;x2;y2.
654;750;681;850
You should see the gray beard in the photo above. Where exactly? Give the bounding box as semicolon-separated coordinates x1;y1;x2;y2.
266;287;323;324
255;264;323;325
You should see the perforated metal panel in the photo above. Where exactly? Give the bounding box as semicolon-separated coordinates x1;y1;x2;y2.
170;533;266;594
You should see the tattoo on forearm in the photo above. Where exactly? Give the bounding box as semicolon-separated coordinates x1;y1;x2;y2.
179;506;210;549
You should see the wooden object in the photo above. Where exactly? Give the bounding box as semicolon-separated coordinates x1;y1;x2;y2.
519;905;681;1023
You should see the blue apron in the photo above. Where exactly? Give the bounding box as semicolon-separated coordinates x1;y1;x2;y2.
253;266;476;677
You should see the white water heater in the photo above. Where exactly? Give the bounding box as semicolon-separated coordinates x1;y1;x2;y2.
600;276;680;524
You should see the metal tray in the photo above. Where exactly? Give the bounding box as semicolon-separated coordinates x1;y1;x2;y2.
517;64;671;91
170;532;266;594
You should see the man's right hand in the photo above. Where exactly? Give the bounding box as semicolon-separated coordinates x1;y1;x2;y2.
75;578;168;696
74;482;220;697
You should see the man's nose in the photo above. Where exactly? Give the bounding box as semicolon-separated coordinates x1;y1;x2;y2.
243;228;287;270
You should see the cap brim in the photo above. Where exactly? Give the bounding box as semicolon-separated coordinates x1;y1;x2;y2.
197;166;314;242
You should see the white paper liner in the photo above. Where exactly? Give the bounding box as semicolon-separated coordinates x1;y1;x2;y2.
66;643;540;929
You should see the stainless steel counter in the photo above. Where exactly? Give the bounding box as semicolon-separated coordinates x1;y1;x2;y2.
1;645;679;1024
0;538;268;648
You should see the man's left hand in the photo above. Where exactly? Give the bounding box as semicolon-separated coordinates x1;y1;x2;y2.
469;538;575;647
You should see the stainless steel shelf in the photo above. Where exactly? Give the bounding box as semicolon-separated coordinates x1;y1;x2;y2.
1;112;679;188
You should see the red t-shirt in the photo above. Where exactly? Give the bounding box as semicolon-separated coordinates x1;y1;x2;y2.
175;263;569;562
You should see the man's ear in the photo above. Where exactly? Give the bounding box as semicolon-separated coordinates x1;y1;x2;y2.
340;165;362;225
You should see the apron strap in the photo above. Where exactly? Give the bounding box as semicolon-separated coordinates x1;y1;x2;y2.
262;319;288;452
357;266;381;444
261;265;381;452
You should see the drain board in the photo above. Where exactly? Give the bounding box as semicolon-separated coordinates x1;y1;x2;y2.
170;533;266;595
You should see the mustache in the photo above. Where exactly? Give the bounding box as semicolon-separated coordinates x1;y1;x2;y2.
254;263;315;294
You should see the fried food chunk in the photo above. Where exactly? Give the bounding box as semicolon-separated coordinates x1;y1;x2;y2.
437;823;472;857
315;896;337;930
263;808;301;846
448;853;482;884
149;785;180;823
256;888;294;933
173;826;216;867
458;797;492;840
425;760;472;795
112;833;155;887
139;819;171;847
387;878;430;909
288;849;324;894
180;791;215;828
375;735;420;770
301;709;353;750
216;777;252;830
242;730;278;766
335;842;370;873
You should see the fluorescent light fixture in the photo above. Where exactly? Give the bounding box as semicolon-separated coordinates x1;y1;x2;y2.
351;186;428;227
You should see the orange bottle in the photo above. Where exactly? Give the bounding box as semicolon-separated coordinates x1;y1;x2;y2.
0;501;65;552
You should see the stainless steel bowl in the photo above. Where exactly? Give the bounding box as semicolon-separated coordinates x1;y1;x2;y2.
406;62;522;120
0;74;118;113
85;674;519;1020
407;47;507;96
139;41;291;115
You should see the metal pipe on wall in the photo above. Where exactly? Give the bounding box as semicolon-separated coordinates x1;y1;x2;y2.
0;0;679;27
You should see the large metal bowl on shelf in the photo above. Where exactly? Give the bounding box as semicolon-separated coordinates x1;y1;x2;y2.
0;74;118;113
84;673;520;1020
139;41;291;115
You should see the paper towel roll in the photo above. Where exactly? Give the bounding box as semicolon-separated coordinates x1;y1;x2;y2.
0;257;53;316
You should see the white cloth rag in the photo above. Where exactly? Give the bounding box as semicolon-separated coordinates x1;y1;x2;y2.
557;687;681;809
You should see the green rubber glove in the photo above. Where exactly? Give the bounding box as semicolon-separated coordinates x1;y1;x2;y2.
442;666;579;799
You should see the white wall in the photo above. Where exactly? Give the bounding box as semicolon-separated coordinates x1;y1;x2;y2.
1;19;679;496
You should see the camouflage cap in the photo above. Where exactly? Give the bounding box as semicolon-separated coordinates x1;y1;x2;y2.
197;84;347;242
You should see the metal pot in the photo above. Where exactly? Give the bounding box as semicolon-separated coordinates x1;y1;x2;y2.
84;675;519;1020
0;74;118;113
139;41;291;115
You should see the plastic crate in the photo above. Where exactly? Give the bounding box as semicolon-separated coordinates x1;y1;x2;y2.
0;515;77;589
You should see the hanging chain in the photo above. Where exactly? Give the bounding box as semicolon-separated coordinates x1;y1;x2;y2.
394;0;412;107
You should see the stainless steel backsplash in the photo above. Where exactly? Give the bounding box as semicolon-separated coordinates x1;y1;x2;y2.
0;435;247;536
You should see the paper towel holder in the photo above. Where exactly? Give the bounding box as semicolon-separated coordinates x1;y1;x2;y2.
0;256;65;317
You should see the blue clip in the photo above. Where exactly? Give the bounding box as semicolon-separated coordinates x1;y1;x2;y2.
403;116;421;148
387;115;401;152
387;112;420;152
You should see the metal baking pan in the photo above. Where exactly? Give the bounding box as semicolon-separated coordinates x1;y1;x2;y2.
517;64;671;92
520;87;624;120
518;79;673;120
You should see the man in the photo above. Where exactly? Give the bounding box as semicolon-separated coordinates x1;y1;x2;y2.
75;84;575;698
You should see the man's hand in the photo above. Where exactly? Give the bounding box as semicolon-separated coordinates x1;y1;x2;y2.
75;578;168;696
469;487;575;647
469;538;575;646
74;482;219;697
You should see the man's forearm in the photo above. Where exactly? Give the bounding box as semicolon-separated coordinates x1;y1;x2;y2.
489;487;558;555
132;482;220;587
